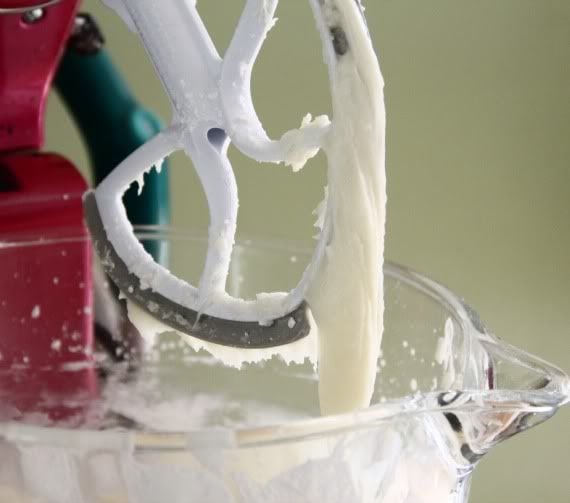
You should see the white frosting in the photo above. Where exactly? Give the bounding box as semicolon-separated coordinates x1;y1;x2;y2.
306;0;386;414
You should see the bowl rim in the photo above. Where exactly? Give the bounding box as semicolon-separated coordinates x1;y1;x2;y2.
0;227;567;451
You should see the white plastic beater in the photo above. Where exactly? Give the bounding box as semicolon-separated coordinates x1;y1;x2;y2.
85;0;384;353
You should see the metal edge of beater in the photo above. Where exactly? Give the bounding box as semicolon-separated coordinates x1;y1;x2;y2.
83;191;312;349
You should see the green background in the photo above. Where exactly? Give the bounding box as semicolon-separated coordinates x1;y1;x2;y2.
46;1;569;501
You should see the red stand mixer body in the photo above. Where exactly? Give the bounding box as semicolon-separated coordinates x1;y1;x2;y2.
0;0;98;423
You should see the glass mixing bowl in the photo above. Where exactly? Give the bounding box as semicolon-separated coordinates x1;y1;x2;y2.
0;228;568;502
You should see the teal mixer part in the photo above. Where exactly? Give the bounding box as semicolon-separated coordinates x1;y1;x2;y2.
55;14;170;263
